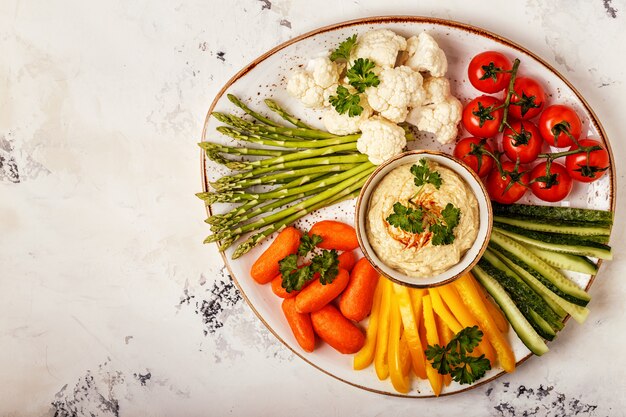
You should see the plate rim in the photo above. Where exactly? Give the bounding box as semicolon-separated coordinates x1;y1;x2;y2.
199;15;616;398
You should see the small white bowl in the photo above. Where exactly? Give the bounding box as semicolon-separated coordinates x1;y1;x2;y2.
355;150;492;288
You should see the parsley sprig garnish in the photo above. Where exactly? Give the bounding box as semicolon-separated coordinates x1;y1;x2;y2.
386;203;424;234
279;234;340;293
328;86;363;117
425;326;491;385
430;203;461;246
410;158;442;189
346;58;380;93
330;35;357;62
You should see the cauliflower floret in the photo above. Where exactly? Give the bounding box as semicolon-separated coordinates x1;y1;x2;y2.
422;77;451;105
287;57;343;108
322;93;373;135
365;66;425;123
406;96;462;144
357;116;407;165
351;29;407;68
287;71;325;108
405;32;448;77
307;56;343;88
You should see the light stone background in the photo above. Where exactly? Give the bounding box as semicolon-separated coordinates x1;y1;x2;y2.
3;0;626;416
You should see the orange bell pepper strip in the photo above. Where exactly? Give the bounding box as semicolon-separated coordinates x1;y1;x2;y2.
454;273;516;373
422;295;443;396
353;277;384;370
437;283;497;366
388;294;411;393
392;283;427;379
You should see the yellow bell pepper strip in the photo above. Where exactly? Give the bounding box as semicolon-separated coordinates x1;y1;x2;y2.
422;295;443;396
437;284;497;366
473;274;509;333
454;273;516;373
388;295;411;394
354;278;384;370
393;284;427;379
428;287;463;333
435;315;453;387
400;331;412;377
374;278;392;380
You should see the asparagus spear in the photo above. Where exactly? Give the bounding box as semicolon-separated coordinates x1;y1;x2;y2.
227;94;282;127
264;99;313;129
214;112;338;140
199;162;374;204
230;177;369;258
210;163;358;191
199;142;290;157
217;126;359;149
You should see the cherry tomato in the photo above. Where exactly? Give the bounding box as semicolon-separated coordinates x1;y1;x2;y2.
565;139;610;183
468;51;512;93
508;77;545;120
538;105;582;148
462;96;504;138
453;137;495;177
485;161;529;204
502;120;543;164
529;162;573;202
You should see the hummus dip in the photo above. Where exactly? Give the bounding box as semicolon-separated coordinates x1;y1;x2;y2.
366;160;479;277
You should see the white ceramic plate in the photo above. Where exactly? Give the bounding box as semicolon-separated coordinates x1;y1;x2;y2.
201;16;615;397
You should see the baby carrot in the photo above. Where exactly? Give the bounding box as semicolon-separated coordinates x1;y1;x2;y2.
282;297;315;352
309;220;359;251
295;268;350;313
311;304;365;354
251;226;301;284
339;258;380;322
337;251;357;272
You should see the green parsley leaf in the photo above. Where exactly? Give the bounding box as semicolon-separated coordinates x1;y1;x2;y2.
450;355;491;385
431;203;461;246
311;249;339;285
425;326;491;385
410;159;442;189
329;85;363;117
346;58;380;93
279;254;313;293
298;234;323;257
330;34;357;62
385;202;424;234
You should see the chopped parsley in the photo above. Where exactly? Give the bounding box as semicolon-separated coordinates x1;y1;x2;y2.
430;203;461;246
385;203;424;234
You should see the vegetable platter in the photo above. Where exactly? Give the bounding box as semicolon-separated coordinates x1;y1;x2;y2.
199;16;615;397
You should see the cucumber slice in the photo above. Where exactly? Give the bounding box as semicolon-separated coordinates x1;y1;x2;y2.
585;235;610;244
529;309;556;341
491;248;590;324
527;246;598;275
472;265;549;356
493;216;611;236
491;203;613;225
481;251;563;331
490;245;568;319
493;224;613;260
490;231;591;306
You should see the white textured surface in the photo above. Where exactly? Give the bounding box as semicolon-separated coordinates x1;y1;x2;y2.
2;0;626;416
